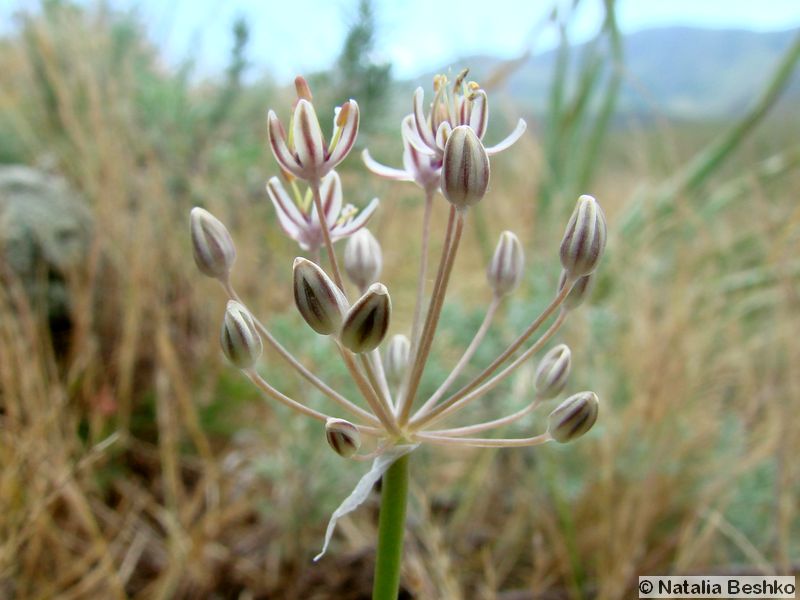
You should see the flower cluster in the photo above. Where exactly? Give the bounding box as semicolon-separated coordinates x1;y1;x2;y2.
190;73;607;564
191;72;606;453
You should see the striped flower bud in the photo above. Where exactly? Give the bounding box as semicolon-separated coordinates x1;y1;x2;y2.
559;195;607;278
384;334;411;384
547;391;599;443
325;418;361;458
340;283;391;353
190;207;236;280
557;269;595;311
344;229;382;291
487;230;524;296
534;344;571;399
220;301;262;369
440;125;490;210
293;258;348;335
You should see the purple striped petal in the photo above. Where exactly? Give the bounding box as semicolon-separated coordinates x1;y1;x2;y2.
435;121;452;152
326;100;360;169
412;87;436;149
319;171;343;226
292;99;326;177
332;198;379;238
267;111;304;178
266;178;305;241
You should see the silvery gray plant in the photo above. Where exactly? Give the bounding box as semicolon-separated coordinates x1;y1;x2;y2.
191;72;607;600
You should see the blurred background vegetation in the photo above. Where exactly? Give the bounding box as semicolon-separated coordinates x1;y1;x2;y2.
0;0;798;598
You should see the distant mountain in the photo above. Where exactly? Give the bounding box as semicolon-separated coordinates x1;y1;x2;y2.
411;27;800;119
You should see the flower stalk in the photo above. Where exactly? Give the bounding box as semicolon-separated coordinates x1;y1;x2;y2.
372;454;409;600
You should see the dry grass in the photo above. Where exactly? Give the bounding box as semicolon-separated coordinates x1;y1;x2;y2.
0;3;798;599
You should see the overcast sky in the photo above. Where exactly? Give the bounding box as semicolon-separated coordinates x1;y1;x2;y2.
3;0;800;81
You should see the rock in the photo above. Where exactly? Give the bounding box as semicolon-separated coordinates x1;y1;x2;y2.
0;165;92;326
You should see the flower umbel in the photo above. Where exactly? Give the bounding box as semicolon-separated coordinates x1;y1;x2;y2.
191;70;608;591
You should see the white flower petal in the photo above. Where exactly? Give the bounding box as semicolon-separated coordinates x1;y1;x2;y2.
485;118;527;155
362;149;412;181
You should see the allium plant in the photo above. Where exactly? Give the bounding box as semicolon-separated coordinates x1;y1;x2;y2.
190;73;607;600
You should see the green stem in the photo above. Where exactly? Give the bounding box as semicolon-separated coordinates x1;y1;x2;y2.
372;454;409;600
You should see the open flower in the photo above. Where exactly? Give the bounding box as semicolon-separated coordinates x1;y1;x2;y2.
362;115;442;192
407;70;527;161
267;76;359;182
266;171;378;252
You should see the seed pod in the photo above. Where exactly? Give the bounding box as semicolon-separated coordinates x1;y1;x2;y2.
344;229;382;290
559;195;607;278
440;125;490;210
487;230;524;296
220;301;262;369
547;391;599;443
190;207;236;280
384;334;411;384
557;269;595;311
534;344;571;399
340;283;391;353
293;258;348;335
325;418;361;458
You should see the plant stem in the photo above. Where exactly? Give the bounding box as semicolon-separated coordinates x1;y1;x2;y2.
372;454;409;600
411;310;566;430
399;208;464;424
410;188;435;346
310;179;346;292
416;295;501;417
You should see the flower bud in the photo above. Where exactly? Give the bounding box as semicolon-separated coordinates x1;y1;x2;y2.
340;283;391;353
557;270;595;311
190;207;236;280
547;391;599;443
220;301;262;369
559;195;607;278
487;230;524;296
384;334;411;384
534;344;571;399
344;229;382;290
325;418;361;458
440;125;490;210
293;258;348;335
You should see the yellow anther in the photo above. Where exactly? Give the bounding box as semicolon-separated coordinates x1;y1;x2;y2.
337;205;358;225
